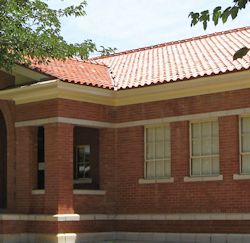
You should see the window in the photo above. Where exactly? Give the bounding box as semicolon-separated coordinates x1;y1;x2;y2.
190;120;219;176
240;117;250;174
73;126;99;189
37;126;45;189
145;125;171;179
74;145;91;180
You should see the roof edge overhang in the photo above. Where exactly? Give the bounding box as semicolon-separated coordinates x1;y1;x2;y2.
0;70;249;106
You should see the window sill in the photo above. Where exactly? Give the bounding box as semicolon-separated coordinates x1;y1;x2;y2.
184;175;223;182
73;190;106;195
233;174;250;180
32;189;45;195
74;178;92;184
138;177;174;184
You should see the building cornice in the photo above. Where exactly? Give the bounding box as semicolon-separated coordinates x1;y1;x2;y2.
0;70;249;106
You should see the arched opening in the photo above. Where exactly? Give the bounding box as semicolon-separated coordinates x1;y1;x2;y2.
0;111;7;209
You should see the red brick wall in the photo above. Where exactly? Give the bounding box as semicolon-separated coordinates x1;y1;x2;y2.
111;117;250;214
7;86;250;233
16;98;115;122
15;127;35;213
115;88;250;122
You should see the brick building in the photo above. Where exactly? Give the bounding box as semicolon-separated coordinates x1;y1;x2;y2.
0;27;250;242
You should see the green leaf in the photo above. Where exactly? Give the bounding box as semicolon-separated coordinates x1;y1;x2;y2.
222;7;231;23
189;12;200;26
238;0;248;9
212;6;222;25
203;21;207;30
233;47;250;60
200;10;210;30
230;6;239;19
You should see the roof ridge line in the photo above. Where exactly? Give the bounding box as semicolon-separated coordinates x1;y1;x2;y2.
91;26;250;60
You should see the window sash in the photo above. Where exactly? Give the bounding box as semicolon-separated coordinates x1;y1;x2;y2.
75;145;91;179
144;125;171;179
240;117;250;174
190;120;219;176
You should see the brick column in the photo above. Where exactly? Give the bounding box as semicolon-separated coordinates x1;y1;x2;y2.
219;115;239;180
44;123;74;214
171;121;190;181
15;127;36;213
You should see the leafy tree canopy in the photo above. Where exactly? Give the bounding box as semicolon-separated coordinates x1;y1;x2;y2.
189;0;249;60
0;0;116;71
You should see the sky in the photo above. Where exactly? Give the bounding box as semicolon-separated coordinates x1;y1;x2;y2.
47;0;249;52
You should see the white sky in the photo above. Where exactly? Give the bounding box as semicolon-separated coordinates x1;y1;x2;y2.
48;0;249;52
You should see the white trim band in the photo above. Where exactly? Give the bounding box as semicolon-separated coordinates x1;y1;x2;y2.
2;213;250;221
1;232;250;243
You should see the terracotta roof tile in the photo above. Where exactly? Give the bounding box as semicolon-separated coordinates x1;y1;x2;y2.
30;27;250;90
95;26;250;90
30;59;114;89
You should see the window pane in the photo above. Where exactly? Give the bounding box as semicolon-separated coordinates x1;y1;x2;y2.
155;141;164;159
242;118;250;133
75;145;91;179
211;157;220;174
146;161;155;178
191;158;201;176
242;135;250;153
165;127;170;140
201;157;211;175
212;137;219;154
146;128;155;142
155;127;164;141
155;160;165;178
145;126;170;179
192;123;200;138
201;122;211;137
165;142;171;158
242;155;250;174
192;138;201;156
201;138;212;155
164;160;171;177
212;121;218;136
146;142;155;159
77;147;85;162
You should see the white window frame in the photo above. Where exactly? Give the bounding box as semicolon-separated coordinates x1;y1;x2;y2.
74;144;92;184
239;115;250;175
189;119;220;177
144;124;171;180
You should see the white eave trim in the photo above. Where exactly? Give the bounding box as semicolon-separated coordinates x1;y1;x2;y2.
0;70;249;106
0;79;115;106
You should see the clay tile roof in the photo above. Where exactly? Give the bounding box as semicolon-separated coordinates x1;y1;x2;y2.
30;26;250;90
30;59;114;89
94;26;250;90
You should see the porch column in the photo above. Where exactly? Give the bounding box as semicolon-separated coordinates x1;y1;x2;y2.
44;123;74;214
15;127;36;213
